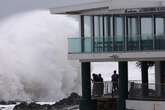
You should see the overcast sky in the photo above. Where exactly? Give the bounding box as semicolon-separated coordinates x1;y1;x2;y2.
0;0;100;19
0;0;155;81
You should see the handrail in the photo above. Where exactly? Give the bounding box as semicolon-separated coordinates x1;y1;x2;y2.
91;81;165;100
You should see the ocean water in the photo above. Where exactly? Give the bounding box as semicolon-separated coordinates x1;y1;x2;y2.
0;103;79;110
0;105;15;110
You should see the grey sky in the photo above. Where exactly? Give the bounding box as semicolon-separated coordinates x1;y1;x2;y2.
0;0;98;19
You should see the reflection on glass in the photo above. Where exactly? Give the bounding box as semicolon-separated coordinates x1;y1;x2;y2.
156;18;164;35
99;16;103;37
114;17;124;51
94;16;104;52
128;17;139;50
68;38;81;53
104;16;108;37
141;17;153;50
84;16;92;37
103;16;112;52
84;37;92;52
69;15;165;54
94;16;100;52
156;18;165;49
84;16;93;52
94;16;99;37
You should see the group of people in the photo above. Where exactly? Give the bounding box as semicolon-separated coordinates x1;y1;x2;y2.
92;73;104;96
92;70;119;97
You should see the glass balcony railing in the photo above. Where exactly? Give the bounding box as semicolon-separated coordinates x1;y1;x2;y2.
68;35;165;54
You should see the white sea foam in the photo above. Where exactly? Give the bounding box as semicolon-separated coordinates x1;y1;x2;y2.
0;10;81;102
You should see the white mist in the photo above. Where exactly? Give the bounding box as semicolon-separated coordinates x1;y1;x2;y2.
0;10;81;102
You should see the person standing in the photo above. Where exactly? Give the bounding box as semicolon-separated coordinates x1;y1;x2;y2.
92;73;97;96
98;74;104;96
111;70;119;96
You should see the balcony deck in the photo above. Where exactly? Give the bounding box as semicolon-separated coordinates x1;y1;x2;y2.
68;36;165;61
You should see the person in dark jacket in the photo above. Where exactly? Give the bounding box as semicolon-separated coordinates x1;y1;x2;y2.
98;74;104;96
111;70;119;96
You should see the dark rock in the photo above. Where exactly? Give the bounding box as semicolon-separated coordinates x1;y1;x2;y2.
13;92;80;110
52;92;80;109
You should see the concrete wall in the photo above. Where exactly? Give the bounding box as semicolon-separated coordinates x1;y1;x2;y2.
51;0;165;14
109;0;165;10
126;100;165;110
68;51;165;62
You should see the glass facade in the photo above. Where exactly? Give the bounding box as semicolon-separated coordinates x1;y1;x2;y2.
127;17;139;51
114;17;124;51
68;15;165;53
156;17;165;49
141;17;153;50
84;16;92;52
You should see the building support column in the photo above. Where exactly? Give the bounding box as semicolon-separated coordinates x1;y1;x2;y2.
155;61;161;97
141;61;148;97
80;62;96;110
118;61;128;110
160;61;165;98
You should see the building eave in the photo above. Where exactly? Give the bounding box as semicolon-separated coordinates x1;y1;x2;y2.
50;0;109;14
50;0;165;15
68;51;165;62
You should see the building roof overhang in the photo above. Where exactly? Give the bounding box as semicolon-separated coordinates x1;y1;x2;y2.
50;0;109;15
50;0;165;15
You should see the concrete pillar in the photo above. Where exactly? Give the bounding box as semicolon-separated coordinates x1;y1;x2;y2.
160;61;165;97
141;61;148;97
155;61;165;98
118;61;128;110
155;61;161;97
80;62;96;110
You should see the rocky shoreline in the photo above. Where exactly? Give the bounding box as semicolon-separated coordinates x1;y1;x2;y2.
13;92;80;110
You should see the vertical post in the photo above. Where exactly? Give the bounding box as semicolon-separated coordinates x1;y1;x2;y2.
118;61;128;110
141;61;148;97
107;16;111;52
103;16;105;52
125;16;128;51
92;16;95;52
155;61;161;97
81;16;84;53
160;61;165;98
112;15;115;51
80;62;96;110
152;15;156;50
138;16;142;50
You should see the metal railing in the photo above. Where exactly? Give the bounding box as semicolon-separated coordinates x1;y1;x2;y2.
91;81;165;100
91;81;116;97
128;82;165;100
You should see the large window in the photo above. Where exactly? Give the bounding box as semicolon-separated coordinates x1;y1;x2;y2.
84;16;92;52
94;16;104;38
156;17;165;49
128;17;139;50
78;15;165;54
94;16;99;37
141;17;153;50
104;16;108;37
84;16;92;37
93;16;104;52
104;16;112;51
114;17;124;51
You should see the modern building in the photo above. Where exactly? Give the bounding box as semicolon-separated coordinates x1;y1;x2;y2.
50;0;165;110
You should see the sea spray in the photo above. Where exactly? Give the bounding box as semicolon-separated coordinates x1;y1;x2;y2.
0;10;81;101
